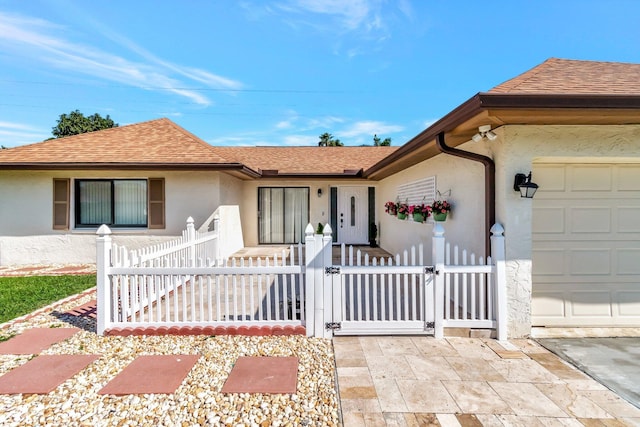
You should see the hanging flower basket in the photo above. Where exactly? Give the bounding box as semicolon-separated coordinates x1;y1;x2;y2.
431;200;451;222
397;203;409;220
433;212;448;222
385;201;398;216
409;203;431;223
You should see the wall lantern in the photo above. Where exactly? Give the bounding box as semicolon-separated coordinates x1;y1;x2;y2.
513;171;539;198
317;188;323;197
471;125;498;142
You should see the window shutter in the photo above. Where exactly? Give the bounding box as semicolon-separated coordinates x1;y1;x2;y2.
148;178;165;229
53;178;70;230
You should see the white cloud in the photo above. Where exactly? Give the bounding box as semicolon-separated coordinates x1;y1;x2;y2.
338;120;404;138
271;0;394;54
283;0;372;31
276;120;293;129
0;121;49;147
0;12;244;106
305;116;345;130
282;134;317;146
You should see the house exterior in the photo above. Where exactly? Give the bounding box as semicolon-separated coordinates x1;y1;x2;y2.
1;58;639;337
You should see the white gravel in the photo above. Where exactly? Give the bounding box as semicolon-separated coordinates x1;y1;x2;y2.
0;291;340;426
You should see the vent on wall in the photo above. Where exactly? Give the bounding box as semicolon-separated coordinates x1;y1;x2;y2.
396;176;436;205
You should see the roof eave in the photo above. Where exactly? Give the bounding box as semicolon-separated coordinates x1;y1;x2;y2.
259;169;365;179
0;162;262;178
364;93;640;179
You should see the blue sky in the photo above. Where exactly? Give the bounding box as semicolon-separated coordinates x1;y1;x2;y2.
1;1;640;148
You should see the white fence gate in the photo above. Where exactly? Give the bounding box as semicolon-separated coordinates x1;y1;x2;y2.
304;222;507;340
327;245;435;335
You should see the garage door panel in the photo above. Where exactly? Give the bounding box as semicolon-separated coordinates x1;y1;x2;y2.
616;249;640;275
535;165;566;191
532;207;565;233
569;249;610;275
570;207;611;233
618;166;640;191
571;291;612;317
533;249;564;275
533;163;640;327
617;292;640;316
570;165;613;191
532;292;565;317
618;207;640;232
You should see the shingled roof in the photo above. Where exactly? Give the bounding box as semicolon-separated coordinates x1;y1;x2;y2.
0;118;235;165
213;146;398;176
0;117;397;177
489;58;640;95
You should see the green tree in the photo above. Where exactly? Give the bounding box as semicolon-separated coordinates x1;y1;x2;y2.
373;134;391;146
51;110;118;138
318;132;343;146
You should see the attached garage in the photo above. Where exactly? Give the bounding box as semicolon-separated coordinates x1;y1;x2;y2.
532;162;640;327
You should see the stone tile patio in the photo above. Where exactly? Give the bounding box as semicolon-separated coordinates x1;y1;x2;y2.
334;336;640;426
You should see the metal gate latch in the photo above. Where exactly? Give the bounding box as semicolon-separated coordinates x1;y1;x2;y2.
325;266;341;275
325;322;341;331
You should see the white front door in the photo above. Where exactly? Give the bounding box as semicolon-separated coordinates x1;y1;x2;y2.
337;186;369;244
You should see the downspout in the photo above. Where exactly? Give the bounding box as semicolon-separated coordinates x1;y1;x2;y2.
435;132;495;256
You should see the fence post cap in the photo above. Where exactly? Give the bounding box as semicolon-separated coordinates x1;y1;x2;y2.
433;222;445;237
187;216;194;224
305;223;314;236
490;223;505;236
96;224;112;236
323;223;333;236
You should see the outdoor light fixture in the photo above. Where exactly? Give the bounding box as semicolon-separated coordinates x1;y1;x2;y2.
317;188;323;197
471;125;498;142
513;171;539;198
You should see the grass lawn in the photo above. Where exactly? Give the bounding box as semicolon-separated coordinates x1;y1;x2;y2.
0;275;96;324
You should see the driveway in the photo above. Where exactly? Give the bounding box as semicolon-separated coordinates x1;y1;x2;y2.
538;337;640;409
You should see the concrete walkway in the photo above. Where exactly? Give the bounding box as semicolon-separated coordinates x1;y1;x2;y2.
333;335;640;426
539;337;640;411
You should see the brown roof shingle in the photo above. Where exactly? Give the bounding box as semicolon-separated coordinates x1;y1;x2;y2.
489;58;640;95
212;146;398;175
0;118;232;165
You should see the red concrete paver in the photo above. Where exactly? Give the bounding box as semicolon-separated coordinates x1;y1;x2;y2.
0;328;80;355
0;355;99;394
98;355;200;395
221;356;298;394
64;300;97;319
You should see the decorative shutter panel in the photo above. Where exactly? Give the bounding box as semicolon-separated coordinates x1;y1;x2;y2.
148;178;165;229
53;178;70;230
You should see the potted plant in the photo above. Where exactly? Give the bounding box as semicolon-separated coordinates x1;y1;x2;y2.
369;222;378;247
410;203;432;223
397;203;409;220
431;200;451;221
384;201;398;216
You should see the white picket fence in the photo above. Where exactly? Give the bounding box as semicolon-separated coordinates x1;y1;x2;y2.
96;219;507;339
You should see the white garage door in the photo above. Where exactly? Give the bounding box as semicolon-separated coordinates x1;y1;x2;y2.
532;163;640;327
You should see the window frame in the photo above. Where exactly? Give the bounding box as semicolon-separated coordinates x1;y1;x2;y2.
257;186;310;244
74;178;149;228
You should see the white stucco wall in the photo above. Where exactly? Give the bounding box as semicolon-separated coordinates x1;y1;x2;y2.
491;124;640;337
377;141;488;262
0;170;225;265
